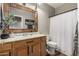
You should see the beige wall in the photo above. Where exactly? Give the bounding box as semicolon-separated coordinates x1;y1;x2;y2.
39;3;55;17
37;4;55;34
38;8;49;34
55;3;77;15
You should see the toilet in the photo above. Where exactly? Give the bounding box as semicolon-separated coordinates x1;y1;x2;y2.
46;35;57;55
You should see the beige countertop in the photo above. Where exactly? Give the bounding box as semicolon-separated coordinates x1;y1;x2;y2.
0;34;46;44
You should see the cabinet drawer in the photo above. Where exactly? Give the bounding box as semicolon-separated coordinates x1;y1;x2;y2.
0;43;11;52
13;40;27;48
25;39;33;46
40;37;46;42
33;38;40;44
13;39;34;48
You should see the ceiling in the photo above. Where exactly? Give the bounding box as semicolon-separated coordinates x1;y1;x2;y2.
47;3;64;8
17;3;65;9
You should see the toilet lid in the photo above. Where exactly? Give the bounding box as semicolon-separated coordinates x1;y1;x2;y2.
47;41;57;47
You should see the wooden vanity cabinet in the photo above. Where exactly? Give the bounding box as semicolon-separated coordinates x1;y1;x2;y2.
0;43;12;56
27;37;47;56
0;36;47;56
40;37;47;56
31;38;40;56
12;38;41;56
12;40;29;56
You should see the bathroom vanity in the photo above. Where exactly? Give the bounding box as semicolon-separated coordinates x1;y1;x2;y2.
0;34;47;56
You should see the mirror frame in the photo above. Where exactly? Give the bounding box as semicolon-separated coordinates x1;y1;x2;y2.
3;3;38;33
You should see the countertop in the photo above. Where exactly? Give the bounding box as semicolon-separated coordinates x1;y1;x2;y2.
0;34;46;44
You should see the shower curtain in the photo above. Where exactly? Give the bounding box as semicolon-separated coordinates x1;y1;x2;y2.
49;10;77;55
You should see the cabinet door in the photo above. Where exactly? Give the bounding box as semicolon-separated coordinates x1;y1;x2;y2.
40;37;47;56
32;43;40;56
31;38;40;56
0;51;11;56
0;43;12;56
13;45;29;56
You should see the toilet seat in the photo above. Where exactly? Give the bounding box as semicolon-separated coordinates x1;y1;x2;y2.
47;41;57;47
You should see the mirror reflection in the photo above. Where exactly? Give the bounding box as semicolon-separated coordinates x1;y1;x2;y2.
9;5;35;29
3;3;38;32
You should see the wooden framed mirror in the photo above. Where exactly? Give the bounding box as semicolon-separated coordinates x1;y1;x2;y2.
3;3;38;33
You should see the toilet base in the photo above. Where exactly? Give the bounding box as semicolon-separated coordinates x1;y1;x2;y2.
46;50;66;56
46;49;56;55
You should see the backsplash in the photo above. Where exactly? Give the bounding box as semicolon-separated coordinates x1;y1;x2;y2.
10;32;40;37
